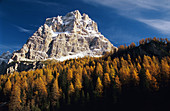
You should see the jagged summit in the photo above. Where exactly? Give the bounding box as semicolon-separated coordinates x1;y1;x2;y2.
44;10;98;34
10;10;116;62
1;10;117;74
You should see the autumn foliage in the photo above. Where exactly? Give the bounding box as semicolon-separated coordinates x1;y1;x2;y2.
0;38;169;111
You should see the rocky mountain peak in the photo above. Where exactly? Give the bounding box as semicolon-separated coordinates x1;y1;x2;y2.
1;10;117;74
44;10;98;35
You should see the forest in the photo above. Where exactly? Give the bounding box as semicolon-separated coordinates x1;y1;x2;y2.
0;37;169;111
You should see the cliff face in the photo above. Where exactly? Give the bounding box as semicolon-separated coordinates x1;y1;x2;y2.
0;10;117;74
10;10;116;62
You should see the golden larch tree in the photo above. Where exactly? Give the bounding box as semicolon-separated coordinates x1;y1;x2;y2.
131;70;139;86
150;76;159;91
95;62;103;78
143;55;151;70
110;66;116;80
104;61;110;73
103;73;111;87
114;75;121;91
119;65;130;85
145;69;152;81
9;83;21;111
95;77;103;97
68;82;75;95
82;68;88;76
46;69;53;84
74;74;82;90
137;63;141;72
161;58;170;76
3;78;12;96
51;77;60;108
127;54;132;63
77;66;83;82
67;68;73;81
35;77;48;97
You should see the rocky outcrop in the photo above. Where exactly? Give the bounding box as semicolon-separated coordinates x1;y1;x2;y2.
1;10;117;74
0;51;12;64
0;52;12;74
6;61;44;74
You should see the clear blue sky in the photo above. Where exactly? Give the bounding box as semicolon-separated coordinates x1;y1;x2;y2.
0;0;170;54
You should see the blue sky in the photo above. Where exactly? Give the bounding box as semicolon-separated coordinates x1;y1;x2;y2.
0;0;170;54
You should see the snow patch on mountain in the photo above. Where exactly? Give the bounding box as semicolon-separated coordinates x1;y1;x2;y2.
48;51;102;62
51;30;70;38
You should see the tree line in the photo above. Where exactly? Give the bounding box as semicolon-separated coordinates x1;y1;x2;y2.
0;37;169;111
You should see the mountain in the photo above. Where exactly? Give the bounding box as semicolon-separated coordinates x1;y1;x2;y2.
0;52;12;65
0;10;117;74
0;52;12;74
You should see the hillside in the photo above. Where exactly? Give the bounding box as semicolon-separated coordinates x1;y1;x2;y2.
0;38;169;111
111;37;170;59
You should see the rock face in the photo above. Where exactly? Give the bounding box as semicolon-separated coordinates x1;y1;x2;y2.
1;10;117;74
0;52;12;74
0;51;12;64
10;10;116;62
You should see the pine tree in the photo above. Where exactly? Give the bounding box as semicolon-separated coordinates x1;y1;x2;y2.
143;55;151;70
161;58;170;76
119;65;130;85
35;77;48;98
110;66;116;81
118;45;125;51
22;80;28;91
145;69;159;91
51;77;60;109
3;78;12;96
145;69;152;81
139;39;144;45
129;42;136;48
103;73;111;87
74;74;82;90
77;66;83;82
149;60;157;76
9;83;21;111
160;58;170;86
137;63;141;72
67;68;73;81
46;69;53;85
95;77;103;97
152;56;160;76
127;54;132;63
21;90;27;110
151;76;159;91
114;75;121;91
95;62;103;78
83;68;88;76
68;82;75;95
131;70;139;86
104;61;110;73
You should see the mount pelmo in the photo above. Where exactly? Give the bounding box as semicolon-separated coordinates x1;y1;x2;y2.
0;10;117;74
